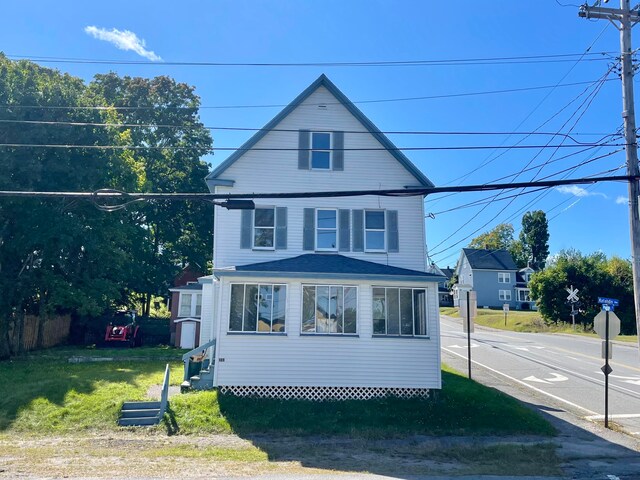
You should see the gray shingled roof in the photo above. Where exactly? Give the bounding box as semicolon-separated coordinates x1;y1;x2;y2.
462;248;517;270
229;254;442;279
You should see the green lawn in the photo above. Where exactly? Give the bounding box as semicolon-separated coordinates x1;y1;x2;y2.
0;346;554;437
440;306;639;342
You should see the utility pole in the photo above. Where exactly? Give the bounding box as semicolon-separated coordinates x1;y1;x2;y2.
580;1;640;353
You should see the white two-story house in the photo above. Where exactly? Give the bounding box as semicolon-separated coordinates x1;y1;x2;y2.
196;74;443;400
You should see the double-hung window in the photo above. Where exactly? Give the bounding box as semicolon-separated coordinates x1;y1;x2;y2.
316;209;337;250
365;210;385;251
179;293;202;317
498;272;510;283
311;132;331;169
372;287;428;336
229;284;287;333
302;285;357;334
499;290;512;301
518;289;531;302
253;207;275;249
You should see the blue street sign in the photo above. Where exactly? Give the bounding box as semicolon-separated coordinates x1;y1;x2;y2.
598;297;619;306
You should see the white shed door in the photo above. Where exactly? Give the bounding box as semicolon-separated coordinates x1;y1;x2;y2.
180;322;196;349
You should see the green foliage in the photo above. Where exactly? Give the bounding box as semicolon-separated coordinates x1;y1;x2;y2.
529;249;636;334
0;55;213;357
519;210;549;270
468;223;514;250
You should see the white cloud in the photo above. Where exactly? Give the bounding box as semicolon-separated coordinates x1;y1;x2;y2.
84;26;162;61
555;185;607;199
616;196;629;205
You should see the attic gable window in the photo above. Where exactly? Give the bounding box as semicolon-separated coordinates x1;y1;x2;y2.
311;132;331;169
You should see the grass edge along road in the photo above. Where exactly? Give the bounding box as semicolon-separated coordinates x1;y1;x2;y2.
0;345;561;477
441;306;639;343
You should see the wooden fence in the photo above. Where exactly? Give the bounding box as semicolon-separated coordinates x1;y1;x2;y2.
9;315;71;352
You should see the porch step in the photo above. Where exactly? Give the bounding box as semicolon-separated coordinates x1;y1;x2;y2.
118;401;162;427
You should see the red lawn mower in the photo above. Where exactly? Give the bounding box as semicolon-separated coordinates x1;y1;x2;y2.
104;310;143;347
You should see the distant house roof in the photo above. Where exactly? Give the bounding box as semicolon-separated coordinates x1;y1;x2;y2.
169;283;203;293
205;74;434;189
214;254;443;282
441;268;455;280
462;248;518;271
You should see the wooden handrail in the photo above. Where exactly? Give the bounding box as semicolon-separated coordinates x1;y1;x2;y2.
182;339;216;382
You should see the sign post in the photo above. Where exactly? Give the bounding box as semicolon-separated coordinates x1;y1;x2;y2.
594;301;621;429
566;285;580;330
460;291;477;379
503;303;509;326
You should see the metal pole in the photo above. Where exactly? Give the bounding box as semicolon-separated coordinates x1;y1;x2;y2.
467;290;472;379
619;0;640;356
605;309;611;429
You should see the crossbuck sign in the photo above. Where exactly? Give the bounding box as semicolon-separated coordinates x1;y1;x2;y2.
566;286;580;303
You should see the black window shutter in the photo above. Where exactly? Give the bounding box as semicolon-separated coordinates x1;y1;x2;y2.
338;209;350;252
275;207;287;249
298;130;310;169
387;210;399;253
333;131;344;171
240;210;252;249
352;210;364;252
303;208;315;251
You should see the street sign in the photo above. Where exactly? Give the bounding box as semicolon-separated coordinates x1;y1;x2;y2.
460;291;477;322
598;297;619;307
601;364;613;375
594;310;621;340
566;286;580;302
601;341;613;359
503;303;509;312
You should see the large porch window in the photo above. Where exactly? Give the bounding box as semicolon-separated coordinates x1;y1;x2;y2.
229;284;287;333
302;285;357;334
372;287;428;337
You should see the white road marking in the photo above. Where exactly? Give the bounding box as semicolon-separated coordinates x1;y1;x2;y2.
585;413;640;420
442;346;597;415
524;373;569;384
447;344;479;349
595;372;640;386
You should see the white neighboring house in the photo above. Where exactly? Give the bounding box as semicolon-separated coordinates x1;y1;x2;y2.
195;74;444;400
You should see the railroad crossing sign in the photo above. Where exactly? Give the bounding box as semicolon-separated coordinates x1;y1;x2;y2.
594;310;621;340
566;286;580;303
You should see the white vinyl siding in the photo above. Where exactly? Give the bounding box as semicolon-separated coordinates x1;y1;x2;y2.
212;86;427;272
498;272;510;283
214;278;441;389
499;290;511;301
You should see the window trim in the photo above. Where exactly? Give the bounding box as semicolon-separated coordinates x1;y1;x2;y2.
252;206;276;250
517;289;531;302
499;289;512;301
364;209;386;252
498;272;511;283
228;283;287;334
301;284;358;335
315;208;338;252
372;286;429;338
310;131;332;170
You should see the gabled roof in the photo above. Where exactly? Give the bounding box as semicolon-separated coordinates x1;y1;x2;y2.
462;248;518;271
205;74;434;189
214;254;443;282
441;268;455;280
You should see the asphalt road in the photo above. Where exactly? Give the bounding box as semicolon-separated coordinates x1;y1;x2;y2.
440;314;640;436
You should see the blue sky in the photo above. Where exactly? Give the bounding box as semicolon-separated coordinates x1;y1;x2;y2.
1;1;633;267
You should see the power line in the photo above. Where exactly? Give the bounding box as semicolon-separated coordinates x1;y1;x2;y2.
0;79;617;111
0;118;617;143
0;143;624;152
6;52;615;67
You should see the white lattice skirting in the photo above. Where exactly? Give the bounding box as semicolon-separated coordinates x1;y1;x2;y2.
218;385;430;400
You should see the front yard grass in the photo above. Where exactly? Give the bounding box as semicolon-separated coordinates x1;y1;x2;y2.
0;346;560;477
441;306;639;342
